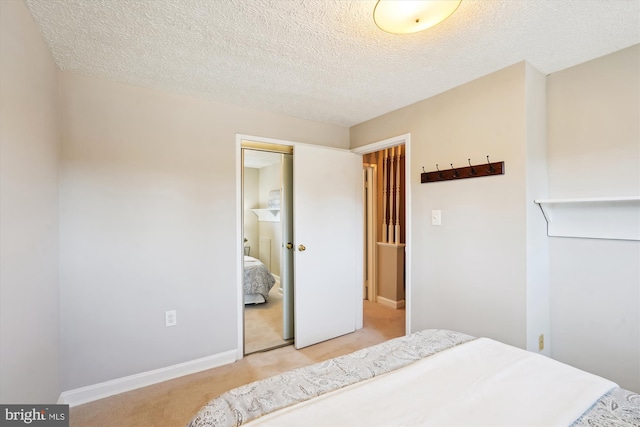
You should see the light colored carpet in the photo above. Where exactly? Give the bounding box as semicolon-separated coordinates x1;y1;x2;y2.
69;301;405;427
244;287;291;354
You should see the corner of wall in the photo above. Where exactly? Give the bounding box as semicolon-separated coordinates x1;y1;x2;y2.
524;62;550;356
0;0;61;403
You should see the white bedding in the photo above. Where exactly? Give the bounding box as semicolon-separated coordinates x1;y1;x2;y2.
245;338;617;426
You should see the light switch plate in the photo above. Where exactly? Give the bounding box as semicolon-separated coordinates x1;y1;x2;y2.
432;210;441;226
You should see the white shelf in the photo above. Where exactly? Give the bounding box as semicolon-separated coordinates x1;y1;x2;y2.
250;208;280;222
534;196;640;241
534;196;639;204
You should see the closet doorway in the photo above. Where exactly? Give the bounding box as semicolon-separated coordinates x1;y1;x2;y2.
242;143;294;354
237;135;362;356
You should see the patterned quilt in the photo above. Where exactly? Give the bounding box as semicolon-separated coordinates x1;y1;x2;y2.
243;256;275;302
187;329;640;427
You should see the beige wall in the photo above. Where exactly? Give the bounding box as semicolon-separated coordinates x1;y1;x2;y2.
352;62;547;350
547;45;639;392
243;167;259;258
0;0;60;403
377;244;405;302
258;162;282;275
58;72;348;390
547;45;639;198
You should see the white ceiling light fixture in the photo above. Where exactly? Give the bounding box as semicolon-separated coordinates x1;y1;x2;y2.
373;0;462;34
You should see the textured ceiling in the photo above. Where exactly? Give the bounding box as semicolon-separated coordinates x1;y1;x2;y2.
244;150;281;169
25;0;640;127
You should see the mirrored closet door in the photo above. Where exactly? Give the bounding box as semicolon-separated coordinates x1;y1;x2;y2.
242;147;294;354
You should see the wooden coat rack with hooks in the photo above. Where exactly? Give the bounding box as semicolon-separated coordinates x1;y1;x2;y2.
421;156;504;183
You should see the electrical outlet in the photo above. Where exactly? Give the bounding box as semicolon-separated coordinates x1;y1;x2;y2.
538;334;544;351
165;310;177;327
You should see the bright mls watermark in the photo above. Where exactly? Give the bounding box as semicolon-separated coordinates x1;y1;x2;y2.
0;405;68;426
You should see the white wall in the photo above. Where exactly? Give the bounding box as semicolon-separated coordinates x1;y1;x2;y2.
547;45;640;392
58;72;348;390
351;62;547;350
0;0;60;403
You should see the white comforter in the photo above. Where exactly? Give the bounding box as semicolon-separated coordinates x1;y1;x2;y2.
246;338;616;426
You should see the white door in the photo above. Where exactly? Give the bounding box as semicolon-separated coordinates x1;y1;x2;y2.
293;144;362;349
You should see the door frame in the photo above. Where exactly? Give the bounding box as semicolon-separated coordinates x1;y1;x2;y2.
236;134;296;359
235;133;412;359
351;133;412;335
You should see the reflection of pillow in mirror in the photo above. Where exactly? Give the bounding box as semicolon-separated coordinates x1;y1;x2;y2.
268;189;281;209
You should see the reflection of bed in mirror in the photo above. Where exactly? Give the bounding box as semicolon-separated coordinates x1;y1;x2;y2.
243;256;276;304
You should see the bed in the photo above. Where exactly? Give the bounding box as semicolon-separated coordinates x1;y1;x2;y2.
243;256;276;304
187;329;639;427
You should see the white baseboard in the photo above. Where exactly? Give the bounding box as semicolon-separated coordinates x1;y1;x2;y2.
57;349;237;407
377;296;405;309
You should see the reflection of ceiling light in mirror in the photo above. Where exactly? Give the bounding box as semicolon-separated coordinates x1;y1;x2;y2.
373;0;461;34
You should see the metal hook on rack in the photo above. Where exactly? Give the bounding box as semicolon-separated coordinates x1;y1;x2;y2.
436;164;444;179
468;158;477;175
450;163;459;178
486;155;495;173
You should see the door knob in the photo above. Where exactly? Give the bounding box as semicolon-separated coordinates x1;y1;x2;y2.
298;244;306;252
286;243;293;249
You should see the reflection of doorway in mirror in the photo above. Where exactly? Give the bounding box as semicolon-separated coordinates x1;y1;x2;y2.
242;147;293;354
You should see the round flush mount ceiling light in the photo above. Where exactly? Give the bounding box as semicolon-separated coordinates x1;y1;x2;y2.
373;0;462;34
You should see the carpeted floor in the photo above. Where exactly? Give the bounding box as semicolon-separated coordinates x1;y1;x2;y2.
69;301;405;427
244;286;292;354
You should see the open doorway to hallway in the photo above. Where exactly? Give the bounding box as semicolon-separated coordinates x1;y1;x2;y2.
363;145;406;332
